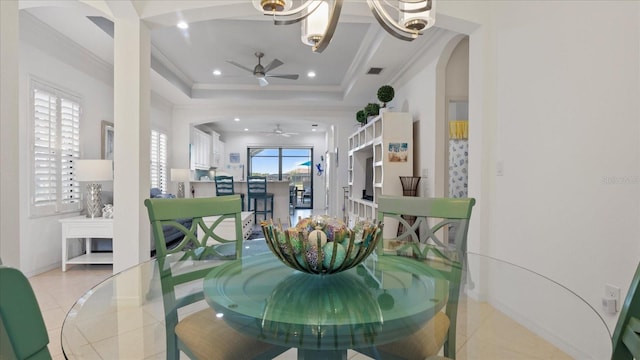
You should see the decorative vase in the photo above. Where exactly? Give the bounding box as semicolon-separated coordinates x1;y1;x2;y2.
261;216;383;275
102;204;113;219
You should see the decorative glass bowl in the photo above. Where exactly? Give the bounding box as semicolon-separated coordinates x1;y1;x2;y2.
261;216;383;275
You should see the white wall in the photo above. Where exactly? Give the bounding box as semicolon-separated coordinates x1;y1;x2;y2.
18;27;114;276
488;1;640;337
17;11;174;276
393;33;459;198
151;92;173;142
400;1;640;357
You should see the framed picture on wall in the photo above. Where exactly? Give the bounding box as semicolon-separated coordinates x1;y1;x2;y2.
101;120;114;160
388;142;408;162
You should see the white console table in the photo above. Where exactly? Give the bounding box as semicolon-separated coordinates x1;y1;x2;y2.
59;216;113;272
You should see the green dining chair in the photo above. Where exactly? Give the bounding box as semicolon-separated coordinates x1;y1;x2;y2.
145;195;284;360
0;266;52;360
611;260;640;359
371;195;476;360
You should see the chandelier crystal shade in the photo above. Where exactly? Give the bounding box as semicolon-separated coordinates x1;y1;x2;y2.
254;0;435;53
301;1;329;46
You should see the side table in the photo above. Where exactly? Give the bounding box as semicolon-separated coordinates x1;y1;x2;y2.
59;215;113;271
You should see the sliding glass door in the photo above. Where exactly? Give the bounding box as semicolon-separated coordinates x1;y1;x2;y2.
248;147;313;209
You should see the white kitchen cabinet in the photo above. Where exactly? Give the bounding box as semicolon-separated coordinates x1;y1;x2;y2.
210;131;225;168
191;128;211;170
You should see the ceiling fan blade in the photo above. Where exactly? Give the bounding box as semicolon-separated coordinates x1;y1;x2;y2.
263;58;284;73
226;60;254;73
265;74;299;80
258;77;269;87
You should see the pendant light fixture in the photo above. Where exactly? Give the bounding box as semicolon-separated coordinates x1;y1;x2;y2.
301;1;330;47
253;0;435;53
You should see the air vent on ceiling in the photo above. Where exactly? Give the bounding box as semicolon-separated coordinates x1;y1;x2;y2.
366;67;384;75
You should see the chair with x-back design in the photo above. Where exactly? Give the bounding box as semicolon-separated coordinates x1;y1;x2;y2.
611;260;640;359
364;195;475;360
145;195;285;360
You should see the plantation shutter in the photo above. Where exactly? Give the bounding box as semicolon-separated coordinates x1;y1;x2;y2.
31;83;81;216
59;98;81;205
151;130;168;193
33;88;58;208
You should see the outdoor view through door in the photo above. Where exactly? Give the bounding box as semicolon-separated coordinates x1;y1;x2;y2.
248;147;313;210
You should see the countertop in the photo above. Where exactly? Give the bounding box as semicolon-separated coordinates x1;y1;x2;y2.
190;180;289;183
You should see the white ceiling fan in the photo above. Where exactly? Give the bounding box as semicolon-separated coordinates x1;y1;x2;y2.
226;52;299;87
262;124;299;137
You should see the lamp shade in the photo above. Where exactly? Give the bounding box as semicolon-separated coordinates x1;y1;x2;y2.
75;160;113;182
400;0;435;31
171;168;191;182
301;1;329;46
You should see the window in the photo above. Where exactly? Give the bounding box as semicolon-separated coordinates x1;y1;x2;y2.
31;81;81;216
150;129;168;192
248;147;313;208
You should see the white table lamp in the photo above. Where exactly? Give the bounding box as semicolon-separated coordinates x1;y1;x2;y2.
75;159;113;218
171;168;191;198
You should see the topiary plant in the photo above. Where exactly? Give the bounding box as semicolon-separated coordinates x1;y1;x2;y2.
365;103;380;117
356;109;367;124
377;85;395;108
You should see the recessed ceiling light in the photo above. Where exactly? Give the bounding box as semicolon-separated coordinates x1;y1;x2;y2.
312;128;316;132
234;117;240;122
177;21;189;30
213;69;222;76
244;128;249;131
307;71;316;78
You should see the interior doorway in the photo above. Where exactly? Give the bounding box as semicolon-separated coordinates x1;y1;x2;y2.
447;99;469;198
439;36;469;199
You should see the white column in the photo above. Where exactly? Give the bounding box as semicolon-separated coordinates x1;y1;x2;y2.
112;15;151;273
0;1;20;267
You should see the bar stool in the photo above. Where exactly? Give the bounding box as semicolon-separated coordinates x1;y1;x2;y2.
289;185;297;215
215;176;245;211
247;176;274;223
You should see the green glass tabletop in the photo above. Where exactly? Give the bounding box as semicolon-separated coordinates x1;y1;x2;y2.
203;253;449;351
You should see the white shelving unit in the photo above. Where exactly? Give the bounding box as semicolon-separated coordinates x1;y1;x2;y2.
347;112;413;235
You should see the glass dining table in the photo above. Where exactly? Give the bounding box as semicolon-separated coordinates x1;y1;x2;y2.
61;240;613;359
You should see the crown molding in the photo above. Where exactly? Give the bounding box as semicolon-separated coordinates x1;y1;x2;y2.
20;11;113;85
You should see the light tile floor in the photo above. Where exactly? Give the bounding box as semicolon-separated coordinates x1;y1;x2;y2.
29;211;572;359
29;264;573;360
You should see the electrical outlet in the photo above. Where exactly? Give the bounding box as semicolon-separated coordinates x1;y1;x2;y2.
496;161;504;176
604;284;621;313
606;284;621;300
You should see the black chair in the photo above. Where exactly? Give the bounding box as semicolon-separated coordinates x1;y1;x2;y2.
214;175;245;211
289;185;297;214
247;176;274;223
